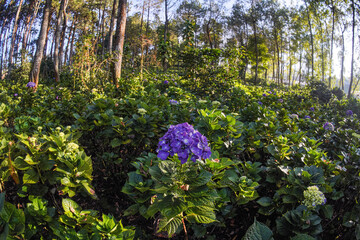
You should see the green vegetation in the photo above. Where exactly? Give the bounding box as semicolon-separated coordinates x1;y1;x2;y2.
1;75;360;239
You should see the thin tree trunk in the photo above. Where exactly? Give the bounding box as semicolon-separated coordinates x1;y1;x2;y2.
21;0;37;64
43;10;53;58
163;0;168;71
289;58;292;86
0;28;9;79
111;0;127;87
347;0;355;98
299;49;302;84
8;0;24;67
69;20;76;65
29;0;52;89
24;0;40;52
140;0;145;81
54;0;68;82
109;0;118;54
328;0;335;88
59;6;68;68
253;21;258;85
305;1;314;79
100;0;106;58
64;18;75;66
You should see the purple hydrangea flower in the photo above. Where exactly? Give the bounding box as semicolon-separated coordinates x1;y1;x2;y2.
169;99;179;105
346;110;353;116
310;107;315;111
14;93;18;97
258;101;263;105
164;80;169;84
304;115;311;119
156;123;211;164
26;82;36;88
56;96;60;100
263;94;267;97
278;99;283;103
268;91;272;94
323;122;334;131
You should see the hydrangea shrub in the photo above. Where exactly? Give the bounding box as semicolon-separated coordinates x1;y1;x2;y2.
156;123;211;164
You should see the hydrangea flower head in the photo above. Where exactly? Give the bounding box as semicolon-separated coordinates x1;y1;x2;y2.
156;123;211;164
258;101;263;105
323;122;334;131
303;186;326;210
14;93;18;97
268;91;272;94
346;110;353;116
169;99;179;105
310;107;315;111
263;93;267;97
304;115;311;119
26;82;36;88
278;99;283;103
163;80;169;84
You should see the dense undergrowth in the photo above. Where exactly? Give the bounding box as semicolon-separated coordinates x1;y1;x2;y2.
1;73;360;239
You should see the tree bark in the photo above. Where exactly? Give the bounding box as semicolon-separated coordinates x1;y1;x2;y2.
111;0;127;87
347;0;355;98
305;0;314;79
54;0;68;82
0;28;9;79
8;0;24;67
109;0;118;54
328;0;335;88
163;0;168;71
29;0;52;89
59;5;68;68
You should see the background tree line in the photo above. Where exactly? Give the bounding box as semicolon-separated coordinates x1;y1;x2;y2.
0;0;359;96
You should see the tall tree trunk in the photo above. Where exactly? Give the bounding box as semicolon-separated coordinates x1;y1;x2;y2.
54;0;68;83
64;18;75;66
109;0;118;54
347;0;355;98
21;0;37;64
59;5;68;69
140;0;145;81
69;20;77;65
29;0;52;89
111;0;127;87
253;21;258;85
43;11;53;58
0;28;9;79
24;0;40;52
8;0;24;67
163;0;168;71
289;57;292;86
328;0;335;88
299;49;302;84
305;1;314;79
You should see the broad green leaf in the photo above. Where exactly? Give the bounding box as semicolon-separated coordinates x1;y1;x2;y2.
242;219;274;240
257;197;273;207
62;198;81;217
23;169;39;184
291;234;315;240
158;215;182;237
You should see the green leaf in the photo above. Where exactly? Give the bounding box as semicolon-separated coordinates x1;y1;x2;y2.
62;199;81;217
191;170;212;186
257;197;273;207
291;234;315;240
356;224;360;240
23;169;39;184
0;192;5;212
0;224;9;240
242;219;274;240
158;215;182;237
320;205;333;219
185;206;217;224
110;138;122;148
